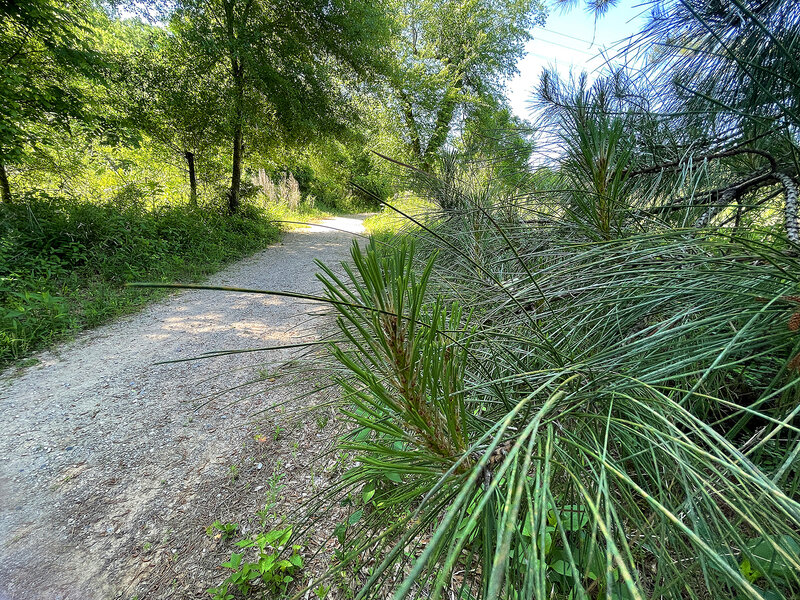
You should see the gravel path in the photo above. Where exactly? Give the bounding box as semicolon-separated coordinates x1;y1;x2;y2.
0;216;366;600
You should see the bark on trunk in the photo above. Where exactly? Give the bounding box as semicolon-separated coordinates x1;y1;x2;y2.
229;124;243;214
223;0;248;215
227;51;245;214
0;161;11;203
185;150;197;206
398;90;423;160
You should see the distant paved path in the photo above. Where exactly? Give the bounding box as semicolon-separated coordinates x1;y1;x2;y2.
0;216;365;600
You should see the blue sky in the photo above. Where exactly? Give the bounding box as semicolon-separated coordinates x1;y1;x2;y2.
506;0;651;120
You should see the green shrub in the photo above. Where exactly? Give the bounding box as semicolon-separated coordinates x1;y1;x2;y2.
0;193;280;365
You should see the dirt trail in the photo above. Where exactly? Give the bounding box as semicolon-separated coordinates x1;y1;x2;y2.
0;216;365;600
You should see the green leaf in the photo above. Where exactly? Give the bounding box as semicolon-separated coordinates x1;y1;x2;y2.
385;472;402;483
749;585;785;600
551;560;572;576
221;552;243;570
335;521;347;545
258;554;277;573
521;516;533;537
745;535;800;579
264;527;292;547
739;558;760;583
362;484;376;503
348;509;364;525
560;505;589;532
353;428;371;442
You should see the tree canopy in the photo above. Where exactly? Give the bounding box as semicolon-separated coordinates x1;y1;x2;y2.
385;0;545;169
161;0;393;211
0;0;99;201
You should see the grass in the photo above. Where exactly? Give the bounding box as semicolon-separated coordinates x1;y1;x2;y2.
362;192;436;240
0;192;329;367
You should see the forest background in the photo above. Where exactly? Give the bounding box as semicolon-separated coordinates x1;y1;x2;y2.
0;0;539;364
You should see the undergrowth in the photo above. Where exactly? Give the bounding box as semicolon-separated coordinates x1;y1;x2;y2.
0;193;285;366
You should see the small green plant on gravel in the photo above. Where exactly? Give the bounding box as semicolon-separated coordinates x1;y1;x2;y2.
256;368;275;381
325;450;350;474
206;520;239;541
228;464;240;482
208;526;303;600
256;463;287;527
314;411;329;430
330;547;360;600
161;528;172;545
272;424;282;441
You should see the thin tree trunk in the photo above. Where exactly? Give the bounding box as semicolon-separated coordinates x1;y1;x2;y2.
229;123;243;214
227;56;245;214
223;0;251;215
0;161;11;203
184;150;197;206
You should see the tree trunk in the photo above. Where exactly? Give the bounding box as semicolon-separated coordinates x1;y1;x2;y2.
229;123;243;214
423;93;459;171
227;53;245;214
185;150;197;206
223;0;248;215
0;161;11;203
398;90;423;160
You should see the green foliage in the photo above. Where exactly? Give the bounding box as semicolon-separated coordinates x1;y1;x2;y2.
384;0;544;168
207;520;240;541
362;192;436;239
164;0;392;211
457;104;535;190
307;216;800;599
302;142;393;212
740;535;800;584
0;193;279;365
643;0;800;136
109;17;226;205
319;239;473;469
209;526;304;600
0;0;99;166
542;75;638;239
536;2;800;241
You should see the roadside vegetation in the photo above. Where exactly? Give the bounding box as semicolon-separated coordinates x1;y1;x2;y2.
0;195;278;365
0;0;393;367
